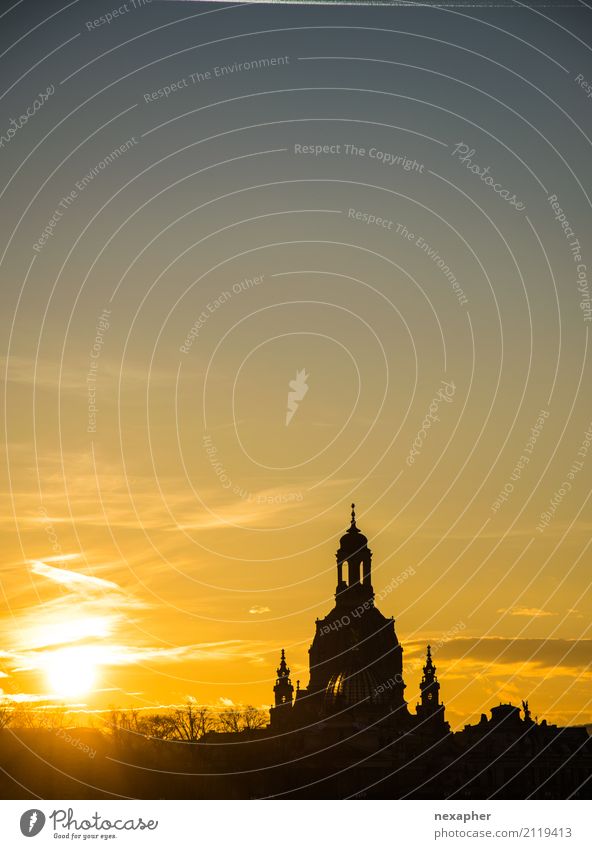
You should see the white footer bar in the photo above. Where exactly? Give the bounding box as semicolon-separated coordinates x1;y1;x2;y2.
0;799;589;848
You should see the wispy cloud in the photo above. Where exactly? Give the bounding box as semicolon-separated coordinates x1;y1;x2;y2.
30;560;119;592
407;636;592;678
178;489;306;531
496;606;556;618
0;559;146;669
0;690;59;704
102;640;266;666
1;355;173;392
0;554;269;695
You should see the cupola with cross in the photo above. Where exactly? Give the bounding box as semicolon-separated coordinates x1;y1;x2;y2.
335;503;373;605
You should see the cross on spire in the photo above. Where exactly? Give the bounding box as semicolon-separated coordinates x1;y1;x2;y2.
424;645;435;673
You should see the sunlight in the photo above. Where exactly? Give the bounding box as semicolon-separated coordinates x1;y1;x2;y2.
43;647;99;699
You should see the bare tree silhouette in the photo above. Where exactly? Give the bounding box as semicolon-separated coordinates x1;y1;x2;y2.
0;701;13;730
170;702;215;741
10;704;66;730
219;705;266;733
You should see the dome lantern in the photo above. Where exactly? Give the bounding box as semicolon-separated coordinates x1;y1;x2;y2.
335;503;373;600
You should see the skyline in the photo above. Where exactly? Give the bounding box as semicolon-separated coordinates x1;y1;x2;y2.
1;497;590;731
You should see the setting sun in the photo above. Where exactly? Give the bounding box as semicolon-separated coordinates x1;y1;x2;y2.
43;647;99;699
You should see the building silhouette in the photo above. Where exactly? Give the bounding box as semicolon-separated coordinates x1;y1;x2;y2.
256;506;590;798
270;504;447;737
3;505;588;801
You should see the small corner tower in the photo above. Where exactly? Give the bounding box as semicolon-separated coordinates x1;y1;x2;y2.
270;649;294;728
416;645;449;734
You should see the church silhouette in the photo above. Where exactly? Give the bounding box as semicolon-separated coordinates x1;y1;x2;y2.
270;504;448;737
201;505;590;798
3;505;587;800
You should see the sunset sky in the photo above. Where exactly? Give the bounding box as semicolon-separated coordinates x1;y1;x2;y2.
1;0;591;731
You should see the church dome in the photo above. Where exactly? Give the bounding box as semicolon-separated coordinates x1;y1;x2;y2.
324;651;386;710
